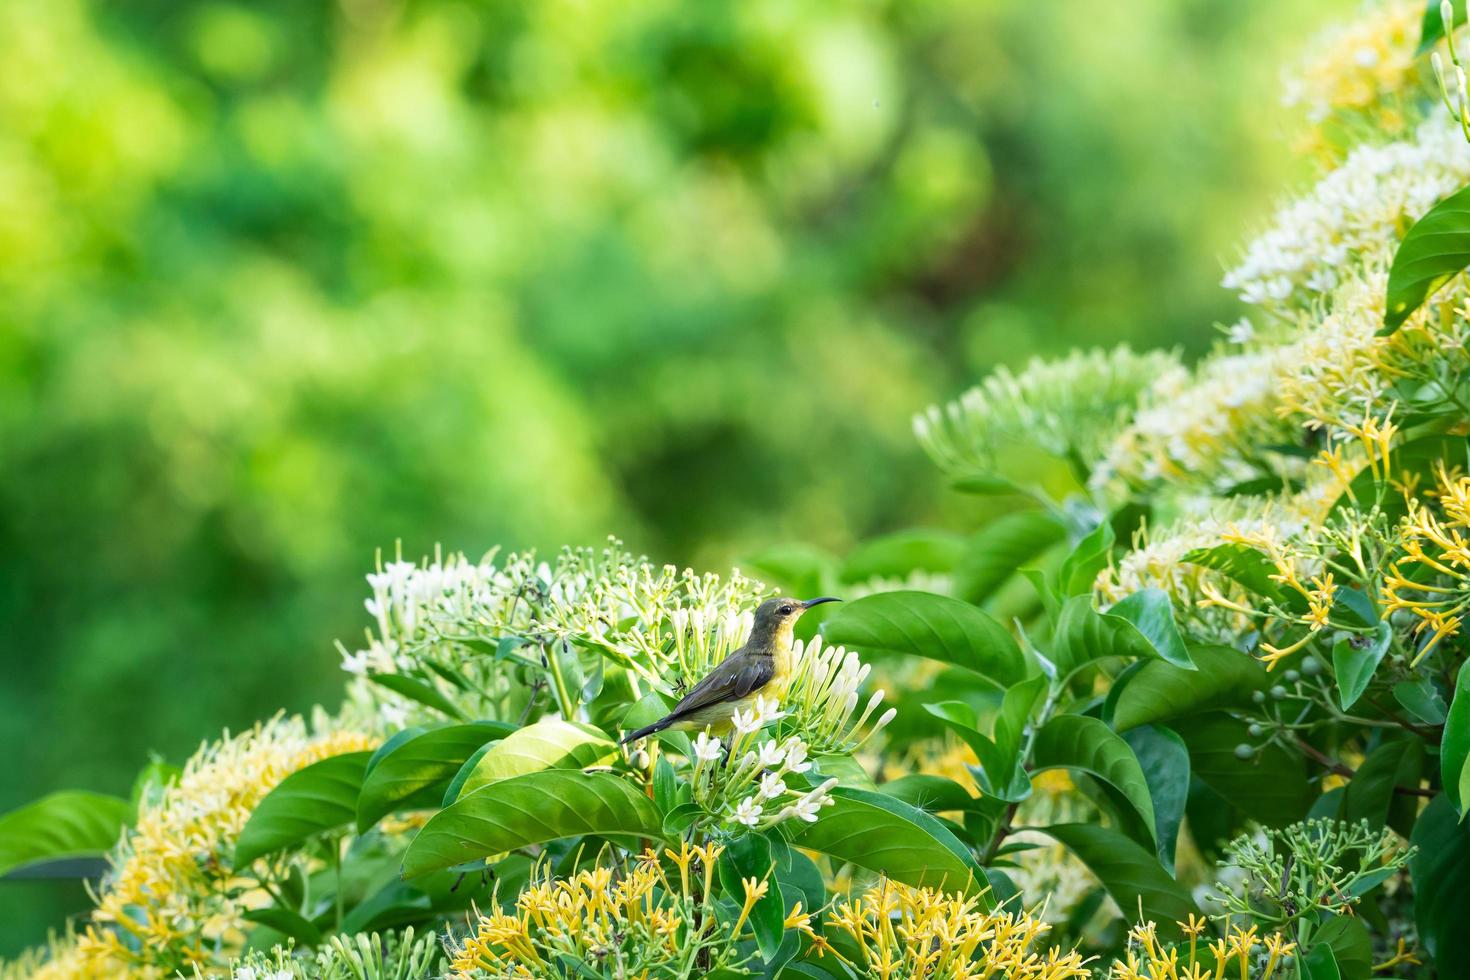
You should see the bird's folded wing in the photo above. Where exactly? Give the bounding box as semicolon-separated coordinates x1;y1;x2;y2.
666;652;775;721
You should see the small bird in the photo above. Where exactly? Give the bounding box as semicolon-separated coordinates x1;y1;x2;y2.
619;596;840;744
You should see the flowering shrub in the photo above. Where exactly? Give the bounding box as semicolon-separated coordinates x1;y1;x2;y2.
8;2;1470;978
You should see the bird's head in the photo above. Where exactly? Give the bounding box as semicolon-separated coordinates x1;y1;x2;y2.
749;595;841;649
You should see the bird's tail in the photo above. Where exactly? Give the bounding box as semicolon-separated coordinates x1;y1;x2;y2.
620;718;671;745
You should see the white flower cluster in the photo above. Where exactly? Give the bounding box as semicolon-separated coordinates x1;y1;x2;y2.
688;696;838;831
532;546;769;693
1225;112;1470;308
914;346;1186;481
1090;348;1301;494
337;540;771;727
783;635;896;754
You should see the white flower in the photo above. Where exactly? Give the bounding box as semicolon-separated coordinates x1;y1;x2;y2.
758;772;788;801
693;732;723;762
789;783;836;823
783;738;812;774
733;796;763;827
379;701;409;729
732;706;761;735
339;648;372;676
752;694;784;723
757;740;786;769
234;970;258;980
1225;318;1255;345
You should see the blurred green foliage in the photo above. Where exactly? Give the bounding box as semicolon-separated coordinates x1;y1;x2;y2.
0;0;1334;953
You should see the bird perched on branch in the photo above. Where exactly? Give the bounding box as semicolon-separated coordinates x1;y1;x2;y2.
619;596;840;744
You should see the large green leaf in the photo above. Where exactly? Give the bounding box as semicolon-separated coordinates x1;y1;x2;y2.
1037;823;1198;937
1112;644;1266;732
455;718;617;800
717;833;784;962
1051;592;1194;679
357;722;512;832
235;752;372;867
790;788;986;898
0;791;132;878
1122;725;1190;873
822;591;1026;687
1344;737;1425;835
1333;623;1392;711
401;771;660;878
1410;795;1470;979
840;529;964;584
1383;184;1470;333
1031;715;1156;842
1057;521;1114;598
951;511;1066;605
1106;589;1192;669
1180;715;1313;827
1445;660;1470;818
1313;915;1373;980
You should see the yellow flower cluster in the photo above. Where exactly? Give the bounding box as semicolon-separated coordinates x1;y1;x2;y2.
72;715;374;976
1283;0;1427;151
1383;462;1470;663
449;844;747;979
1108;920;1296;980
819;879;1091;980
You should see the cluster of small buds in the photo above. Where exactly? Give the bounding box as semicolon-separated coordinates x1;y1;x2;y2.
1432;1;1470;143
688;697;837;830
783;636;896;754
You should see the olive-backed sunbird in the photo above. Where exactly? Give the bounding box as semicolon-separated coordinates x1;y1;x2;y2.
619;596;840;744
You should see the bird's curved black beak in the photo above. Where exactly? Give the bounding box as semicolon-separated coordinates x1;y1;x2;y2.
800;597;841;609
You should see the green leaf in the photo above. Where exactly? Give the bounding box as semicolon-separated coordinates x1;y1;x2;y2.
1444;660;1470;818
455;718;616;800
1058;521;1114;598
822;591;1026;687
366;673;465;720
235;752;372;867
840;529;964;584
1332;588;1377;629
1312;915;1373;980
1396;677;1449;725
810;754;877;791
1122;725;1190;874
1031;715;1156;843
0;791;132;878
717;833;784;961
1333;623;1392;711
878;775;979;814
1036;823;1198;937
1344;738;1426;833
994;675;1046;762
1106;589;1192;669
357;722;512;832
923;702;1029;802
951;511;1066;605
243;906;324;947
1181;715;1314;827
790;788;986;899
402;771;661;878
1410;795;1470;978
1301;943;1342;980
1383;184;1470;333
1420;0;1466;53
443;741;497;806
1182;543;1291;605
1113;645;1266;732
1051;593;1194;679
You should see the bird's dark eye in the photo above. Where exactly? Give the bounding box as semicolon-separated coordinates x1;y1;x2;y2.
779;604;794;615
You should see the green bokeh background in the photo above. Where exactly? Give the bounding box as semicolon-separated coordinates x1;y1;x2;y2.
0;0;1336;953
